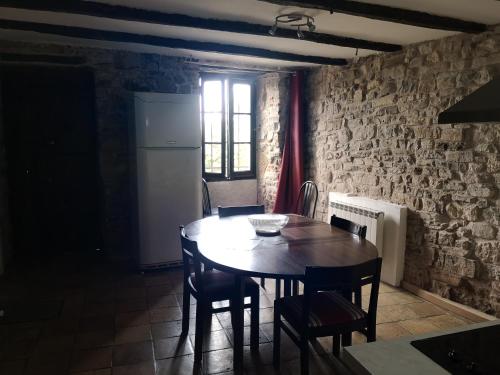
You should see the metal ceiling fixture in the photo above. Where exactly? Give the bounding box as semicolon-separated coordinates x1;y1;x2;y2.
269;13;316;40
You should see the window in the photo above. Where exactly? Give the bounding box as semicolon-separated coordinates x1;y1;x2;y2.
201;75;255;180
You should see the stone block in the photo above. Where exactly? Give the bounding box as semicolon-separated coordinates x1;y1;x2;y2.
445;151;474;163
467;183;495;198
469;222;497;240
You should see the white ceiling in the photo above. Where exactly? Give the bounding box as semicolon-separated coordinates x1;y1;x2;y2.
0;0;500;69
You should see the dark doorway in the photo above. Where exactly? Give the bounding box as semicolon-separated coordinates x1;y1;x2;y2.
1;66;101;261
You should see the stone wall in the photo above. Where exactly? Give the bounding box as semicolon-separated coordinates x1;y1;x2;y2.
305;28;500;316
0;40;199;260
256;73;289;211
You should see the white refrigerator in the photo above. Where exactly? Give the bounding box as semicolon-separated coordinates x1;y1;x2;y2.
131;92;202;269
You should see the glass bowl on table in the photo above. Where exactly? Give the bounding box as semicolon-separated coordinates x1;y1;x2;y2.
247;214;289;236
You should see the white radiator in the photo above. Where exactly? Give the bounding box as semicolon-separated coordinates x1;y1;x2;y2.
328;192;407;286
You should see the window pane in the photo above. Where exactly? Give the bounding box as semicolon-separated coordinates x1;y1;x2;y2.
233;115;251;143
204;113;222;143
203;81;222;112
233;143;251;172
233;83;251;113
205;144;222;174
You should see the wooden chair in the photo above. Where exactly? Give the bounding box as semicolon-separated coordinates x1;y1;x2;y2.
330;215;368;307
295;181;318;219
202;178;212;217
217;204;265;217
217;204;267;289
179;226;260;366
273;258;382;375
330;215;367;239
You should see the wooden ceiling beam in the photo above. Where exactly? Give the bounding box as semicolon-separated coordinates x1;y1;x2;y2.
259;0;487;34
0;0;401;52
0;19;347;66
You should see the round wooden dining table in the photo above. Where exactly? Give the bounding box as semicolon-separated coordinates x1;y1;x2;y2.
184;214;379;372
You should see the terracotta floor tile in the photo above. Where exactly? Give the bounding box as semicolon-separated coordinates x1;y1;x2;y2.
111;362;155;375
259;308;274;324
154;336;193;359
425;314;471;330
156;355;196;375
399;318;441;335
149;306;182;323
146;285;177;299
0;360;26;375
144;274;171;287
0;339;37;361
5;323;42;342
176;293;196;306
369;291;422;307
79;316;115;333
375;322;412;340
25;360;70;375
76;330;114;349
116;298;147;313
189;329;232;352
376;304;420;324
70;369;111;375
115;311;150;328
115;287;146;301
112;341;154;366
114;324;152;344
151;321;183;340
82;302;115;318
203;348;234;374
147;294;178;309
405;301;446;318
70;347;112;372
225;326;270;346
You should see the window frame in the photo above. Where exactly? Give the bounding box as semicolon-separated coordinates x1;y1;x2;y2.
201;73;256;182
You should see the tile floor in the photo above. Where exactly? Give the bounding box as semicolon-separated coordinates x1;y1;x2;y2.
0;255;474;375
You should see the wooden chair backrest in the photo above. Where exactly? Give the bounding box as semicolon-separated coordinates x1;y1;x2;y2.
202;178;212;217
179;226;204;295
295;181;318;219
330;215;367;239
302;258;382;329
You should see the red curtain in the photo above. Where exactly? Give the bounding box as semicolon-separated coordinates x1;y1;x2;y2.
273;71;304;214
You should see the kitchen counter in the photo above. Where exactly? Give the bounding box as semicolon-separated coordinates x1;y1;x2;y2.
342;320;500;375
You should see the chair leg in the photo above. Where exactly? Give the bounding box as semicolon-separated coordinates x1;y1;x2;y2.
181;285;191;336
250;290;260;352
260;277;266;289
332;334;341;357
300;336;309;375
367;320;377;342
273;303;281;368
354;285;362;308
194;301;206;365
342;332;352;347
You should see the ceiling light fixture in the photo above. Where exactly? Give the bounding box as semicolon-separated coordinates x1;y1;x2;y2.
268;13;316;40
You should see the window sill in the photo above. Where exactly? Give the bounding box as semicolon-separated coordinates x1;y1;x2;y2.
203;175;256;182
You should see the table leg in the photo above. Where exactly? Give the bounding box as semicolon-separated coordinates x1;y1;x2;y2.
233;275;245;373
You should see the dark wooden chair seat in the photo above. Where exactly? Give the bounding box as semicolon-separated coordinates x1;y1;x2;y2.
277;291;366;331
189;270;259;300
